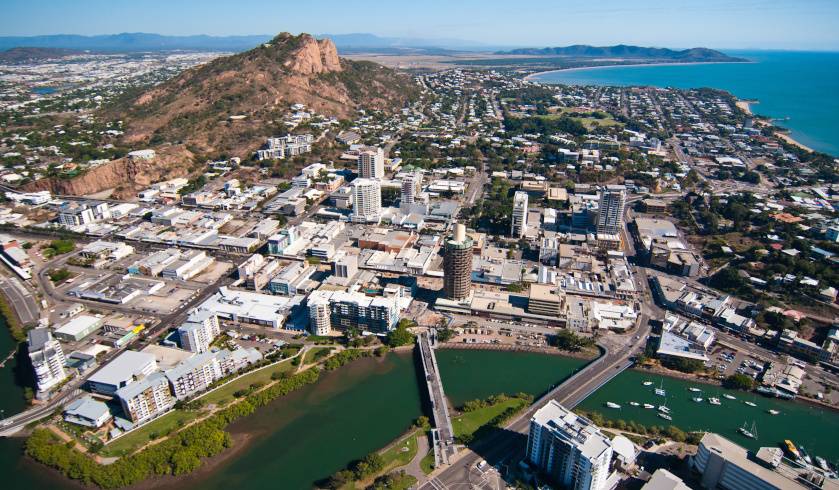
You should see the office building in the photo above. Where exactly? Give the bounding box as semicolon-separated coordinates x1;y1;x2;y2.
511;191;529;237
351;178;382;224
116;372;174;423
528;284;565;317
307;290;400;334
58;203;96;227
596;185;626;236
443;223;473;301
28;328;68;393
357;147;385;179
177;310;221;353
332;251;359;280
527;400;614;490
691;433;816;490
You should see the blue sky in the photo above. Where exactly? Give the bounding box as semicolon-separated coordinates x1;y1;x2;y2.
2;0;838;50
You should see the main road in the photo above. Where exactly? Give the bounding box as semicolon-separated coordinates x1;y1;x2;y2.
422;319;651;489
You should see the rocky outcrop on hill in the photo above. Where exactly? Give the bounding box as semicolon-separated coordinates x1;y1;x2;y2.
23;148;192;198
106;32;418;157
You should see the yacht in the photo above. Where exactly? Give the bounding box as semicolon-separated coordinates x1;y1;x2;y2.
709;397;721;406
606;402;621;409
738;421;757;440
655;381;666;396
816;456;830;472
723;394;736;400
800;446;813;465
643;403;655;409
744;401;757;407
658;405;671;414
767;409;780;415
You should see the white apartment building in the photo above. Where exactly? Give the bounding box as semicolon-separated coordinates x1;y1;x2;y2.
511;191;529;238
596;185;626;236
27;328;68;393
351;178;382;224
307;294;332;336
58;203;96;227
164;351;223;399
357;147;385;179
527;401;614;490
177;310;221;353
116;372;174;423
400;171;422;207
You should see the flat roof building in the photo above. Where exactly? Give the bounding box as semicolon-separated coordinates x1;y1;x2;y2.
87;350;157;395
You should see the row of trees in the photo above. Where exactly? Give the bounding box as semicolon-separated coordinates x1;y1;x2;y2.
26;368;322;488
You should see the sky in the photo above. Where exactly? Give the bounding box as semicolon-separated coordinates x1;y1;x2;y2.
2;0;838;50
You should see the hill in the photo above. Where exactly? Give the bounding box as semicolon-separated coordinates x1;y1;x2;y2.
109;32;419;156
498;44;745;62
0;47;82;63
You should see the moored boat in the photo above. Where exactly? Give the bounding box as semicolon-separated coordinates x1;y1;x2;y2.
723;394;736;400
709;397;721;405
745;401;757;407
643;381;653;386
689;387;701;392
630;402;640;407
659;413;673;421
643;403;654;409
692;397;704;403
606;402;621;409
767;409;780;415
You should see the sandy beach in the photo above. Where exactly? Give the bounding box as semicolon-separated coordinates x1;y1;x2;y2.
736;99;814;152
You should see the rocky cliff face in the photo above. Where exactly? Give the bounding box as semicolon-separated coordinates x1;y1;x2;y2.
23;148;192;198
280;34;342;75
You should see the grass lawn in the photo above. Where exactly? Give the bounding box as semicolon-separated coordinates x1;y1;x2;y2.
537;108;622;129
420;450;435;475
452;398;527;439
201;358;296;406
342;430;421;489
303;346;333;365
101;409;202;457
380;430;419;470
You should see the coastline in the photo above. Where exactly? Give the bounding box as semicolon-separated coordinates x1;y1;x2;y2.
524;60;751;82
736;99;815;152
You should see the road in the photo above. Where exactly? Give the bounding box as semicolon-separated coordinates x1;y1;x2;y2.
0;275;40;325
422;320;652;489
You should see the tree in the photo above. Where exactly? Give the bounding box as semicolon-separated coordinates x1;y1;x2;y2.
386;322;415;347
723;373;755;391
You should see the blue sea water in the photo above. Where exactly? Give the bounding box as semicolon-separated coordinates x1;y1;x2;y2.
530;51;839;156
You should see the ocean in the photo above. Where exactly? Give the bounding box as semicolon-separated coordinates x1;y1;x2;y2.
530;51;839;156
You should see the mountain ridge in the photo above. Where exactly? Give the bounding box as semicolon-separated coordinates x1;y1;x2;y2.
497;44;745;62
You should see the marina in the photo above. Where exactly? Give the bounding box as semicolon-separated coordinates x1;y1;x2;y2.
578;370;839;461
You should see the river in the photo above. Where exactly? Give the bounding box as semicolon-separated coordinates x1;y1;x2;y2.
0;317;31;419
1;349;837;488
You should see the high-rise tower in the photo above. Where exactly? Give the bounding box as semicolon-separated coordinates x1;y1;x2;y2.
443;223;473;301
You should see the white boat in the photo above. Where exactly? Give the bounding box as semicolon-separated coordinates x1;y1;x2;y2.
723;394;736;400
654;380;666;396
692;397;704;403
642;381;653;386
738;421;758;440
630;402;640;407
658;405;671;414
606;402;621;409
709;397;721;406
659;413;673;421
689;387;702;392
767;409;780;415
745;401;757;407
643;404;655;409
816;456;830;471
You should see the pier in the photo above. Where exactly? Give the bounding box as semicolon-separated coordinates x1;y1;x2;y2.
418;330;457;467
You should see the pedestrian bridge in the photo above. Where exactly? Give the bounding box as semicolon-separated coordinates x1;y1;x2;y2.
417;330;457;467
